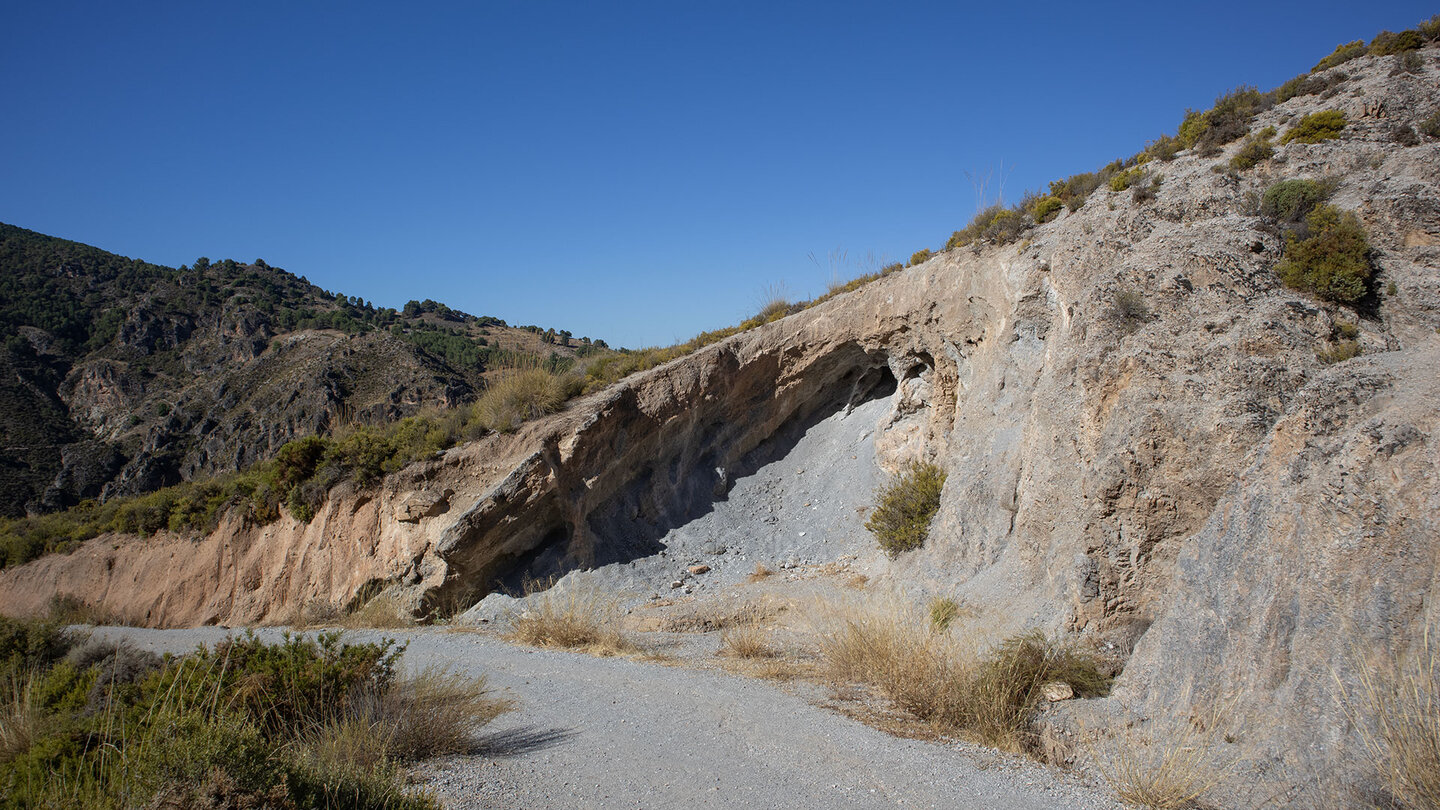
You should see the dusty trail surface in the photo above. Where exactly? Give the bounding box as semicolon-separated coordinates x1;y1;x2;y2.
96;626;1122;810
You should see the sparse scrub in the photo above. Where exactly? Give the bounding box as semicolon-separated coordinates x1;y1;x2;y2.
864;460;946;557
815;597;1109;751
1095;701;1240;810
1145;134;1182;162
1393;123;1421;146
909;249;933;267
1347;631;1440;809
1274;204;1374;304
1281;110;1347;144
1390;51;1425;76
1313;41;1367;72
0;625;496;809
506;578;635;655
1369;29;1424;56
1420;111;1440;139
1178;87;1268;153
719;620;777;659
1317;340;1362;364
1107;289;1151;331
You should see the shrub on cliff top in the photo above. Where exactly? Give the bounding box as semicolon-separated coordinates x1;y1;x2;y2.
1313;40;1366;72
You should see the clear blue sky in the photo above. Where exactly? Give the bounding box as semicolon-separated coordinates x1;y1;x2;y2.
1;2;1433;348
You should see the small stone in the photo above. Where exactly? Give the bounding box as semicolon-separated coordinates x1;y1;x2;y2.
688;565;711;575
670;580;683;589
1041;681;1075;702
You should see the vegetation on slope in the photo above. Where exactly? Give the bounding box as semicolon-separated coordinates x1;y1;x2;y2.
0;614;508;808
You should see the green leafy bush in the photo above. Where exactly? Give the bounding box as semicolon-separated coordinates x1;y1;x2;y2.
865;460;946;557
1032;196;1064;223
1369;29;1423;55
0;629;501;810
1260;178;1335;224
1109;167;1147;192
1281;110;1347;144
1230;137;1274;171
1274;204;1374;304
909;248;933;267
1145;134;1182;162
946;204;1032;250
1313;40;1366;72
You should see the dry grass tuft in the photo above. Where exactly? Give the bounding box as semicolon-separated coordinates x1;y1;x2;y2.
474;368;577;433
1349;630;1440;809
814;595;1108;752
748;563;775;582
506;578;636;656
340;593;417;630
718;620;778;660
1093;700;1239;810
0;669;42;761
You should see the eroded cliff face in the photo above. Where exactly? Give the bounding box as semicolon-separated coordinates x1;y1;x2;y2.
1;47;1436;799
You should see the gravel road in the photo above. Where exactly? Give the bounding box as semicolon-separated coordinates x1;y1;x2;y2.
95;626;1124;810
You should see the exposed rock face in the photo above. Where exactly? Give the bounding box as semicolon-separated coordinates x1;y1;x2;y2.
2;48;1438;802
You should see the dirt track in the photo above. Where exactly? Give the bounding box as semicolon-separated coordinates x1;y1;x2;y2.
97;626;1123;810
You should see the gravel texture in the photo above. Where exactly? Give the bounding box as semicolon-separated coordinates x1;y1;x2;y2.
94;625;1125;810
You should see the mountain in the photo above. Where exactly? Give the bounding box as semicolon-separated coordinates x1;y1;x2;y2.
4;25;1440;808
0;223;601;517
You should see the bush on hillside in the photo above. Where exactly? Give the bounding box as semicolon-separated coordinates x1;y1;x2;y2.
1032;196;1064;223
1313;41;1367;72
865;460;946;557
1281;110;1347;144
1178;87;1268;153
909;248;933;267
1260;178;1336;224
1274;204;1374;304
1109;167;1147;192
1369;29;1423;56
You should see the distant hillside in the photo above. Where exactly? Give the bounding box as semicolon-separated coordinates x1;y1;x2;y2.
0;223;608;517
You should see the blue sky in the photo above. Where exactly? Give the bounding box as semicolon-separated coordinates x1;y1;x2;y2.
1;2;1433;348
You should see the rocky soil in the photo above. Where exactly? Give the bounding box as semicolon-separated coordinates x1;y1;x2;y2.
4;44;1440;808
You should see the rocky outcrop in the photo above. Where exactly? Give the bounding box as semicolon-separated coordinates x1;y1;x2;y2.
2;46;1438;804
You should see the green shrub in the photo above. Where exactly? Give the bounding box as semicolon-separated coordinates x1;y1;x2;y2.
1108;289;1151;331
909;248;933;267
1145;134;1182;162
865;460;946;557
1032;196;1064;223
1276;72;1343;102
1260;178;1335;223
1281;110;1347;144
1274;204;1373;304
1178;87;1268;152
1393;124;1421;146
1369;29;1423;55
0;631;491;810
1109;167;1146;192
1313;40;1367;72
1422;15;1440;41
1230;133;1275;171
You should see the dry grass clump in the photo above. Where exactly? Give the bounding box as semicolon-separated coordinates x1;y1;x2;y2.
1349;631;1440;809
815;595;1109;752
505;578;635;656
1093;700;1239;810
341;592;417;629
748;562;775;582
0;669;41;761
719;619;778;660
474;368;577;433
